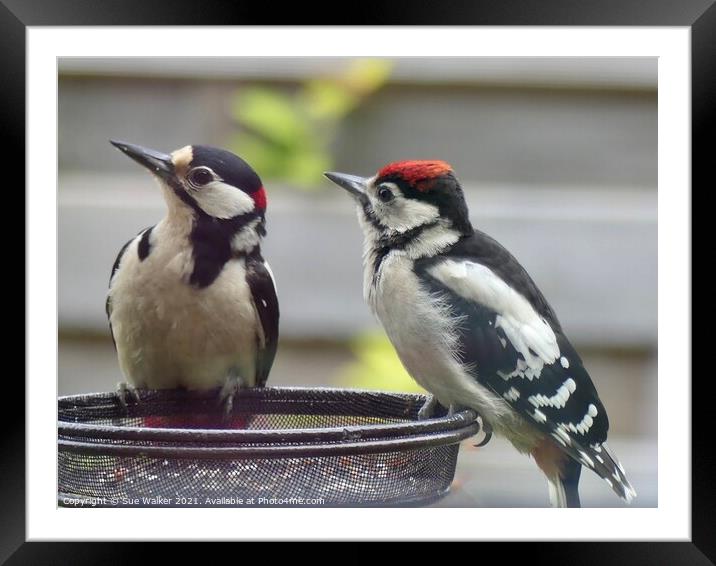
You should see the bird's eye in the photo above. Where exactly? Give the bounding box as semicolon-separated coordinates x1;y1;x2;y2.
187;167;213;187
377;184;394;203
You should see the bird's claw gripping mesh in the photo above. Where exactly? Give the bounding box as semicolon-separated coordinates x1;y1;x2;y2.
58;387;483;507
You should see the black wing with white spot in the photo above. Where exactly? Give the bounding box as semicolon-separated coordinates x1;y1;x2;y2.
414;243;635;501
245;256;279;387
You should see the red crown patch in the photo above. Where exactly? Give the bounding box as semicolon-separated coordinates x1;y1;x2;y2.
377;160;453;191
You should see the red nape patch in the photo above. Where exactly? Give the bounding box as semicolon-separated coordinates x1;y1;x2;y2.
377;160;453;189
252;186;267;210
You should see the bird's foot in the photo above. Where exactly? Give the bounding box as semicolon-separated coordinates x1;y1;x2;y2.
116;381;141;412
417;394;438;420
219;371;247;420
447;403;470;417
474;416;493;447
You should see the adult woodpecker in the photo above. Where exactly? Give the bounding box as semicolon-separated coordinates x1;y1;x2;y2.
107;140;279;414
325;161;636;507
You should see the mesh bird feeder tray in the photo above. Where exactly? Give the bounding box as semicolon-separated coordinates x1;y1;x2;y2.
58;387;484;507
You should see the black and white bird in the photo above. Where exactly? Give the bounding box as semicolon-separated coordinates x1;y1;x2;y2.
325;160;636;507
107;140;279;413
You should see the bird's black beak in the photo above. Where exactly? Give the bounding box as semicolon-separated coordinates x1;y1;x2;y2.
324;171;368;199
110;140;174;181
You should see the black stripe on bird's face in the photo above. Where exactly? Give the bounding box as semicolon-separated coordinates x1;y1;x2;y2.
374;172;473;236
188;212;265;289
326;169;472;243
371;220;440;276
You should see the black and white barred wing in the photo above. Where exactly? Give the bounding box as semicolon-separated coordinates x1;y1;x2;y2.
417;257;636;502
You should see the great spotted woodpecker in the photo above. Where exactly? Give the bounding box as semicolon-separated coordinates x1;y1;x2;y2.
107;141;279;414
325;161;635;507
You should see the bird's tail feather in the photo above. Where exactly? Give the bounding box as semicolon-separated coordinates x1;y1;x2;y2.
547;479;568;507
547;457;582;508
600;442;637;503
544;417;636;503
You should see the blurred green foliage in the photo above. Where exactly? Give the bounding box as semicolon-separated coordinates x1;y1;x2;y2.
231;60;411;393
229;59;393;188
338;332;426;393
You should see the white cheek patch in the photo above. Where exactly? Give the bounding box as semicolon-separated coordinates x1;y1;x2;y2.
373;195;440;232
191;181;255;219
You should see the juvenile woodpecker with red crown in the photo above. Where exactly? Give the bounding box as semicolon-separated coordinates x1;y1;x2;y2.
107;141;279;413
325;161;636;507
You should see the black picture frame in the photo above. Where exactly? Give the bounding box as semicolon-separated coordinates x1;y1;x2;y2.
8;0;707;562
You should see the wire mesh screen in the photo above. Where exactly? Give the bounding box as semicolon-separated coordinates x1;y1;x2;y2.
58;388;481;507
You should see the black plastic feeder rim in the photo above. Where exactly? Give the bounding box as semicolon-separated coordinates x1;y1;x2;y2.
58;387;485;507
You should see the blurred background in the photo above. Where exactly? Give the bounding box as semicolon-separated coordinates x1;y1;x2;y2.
58;57;657;507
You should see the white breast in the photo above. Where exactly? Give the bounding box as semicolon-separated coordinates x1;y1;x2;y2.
368;252;537;447
108;221;258;390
